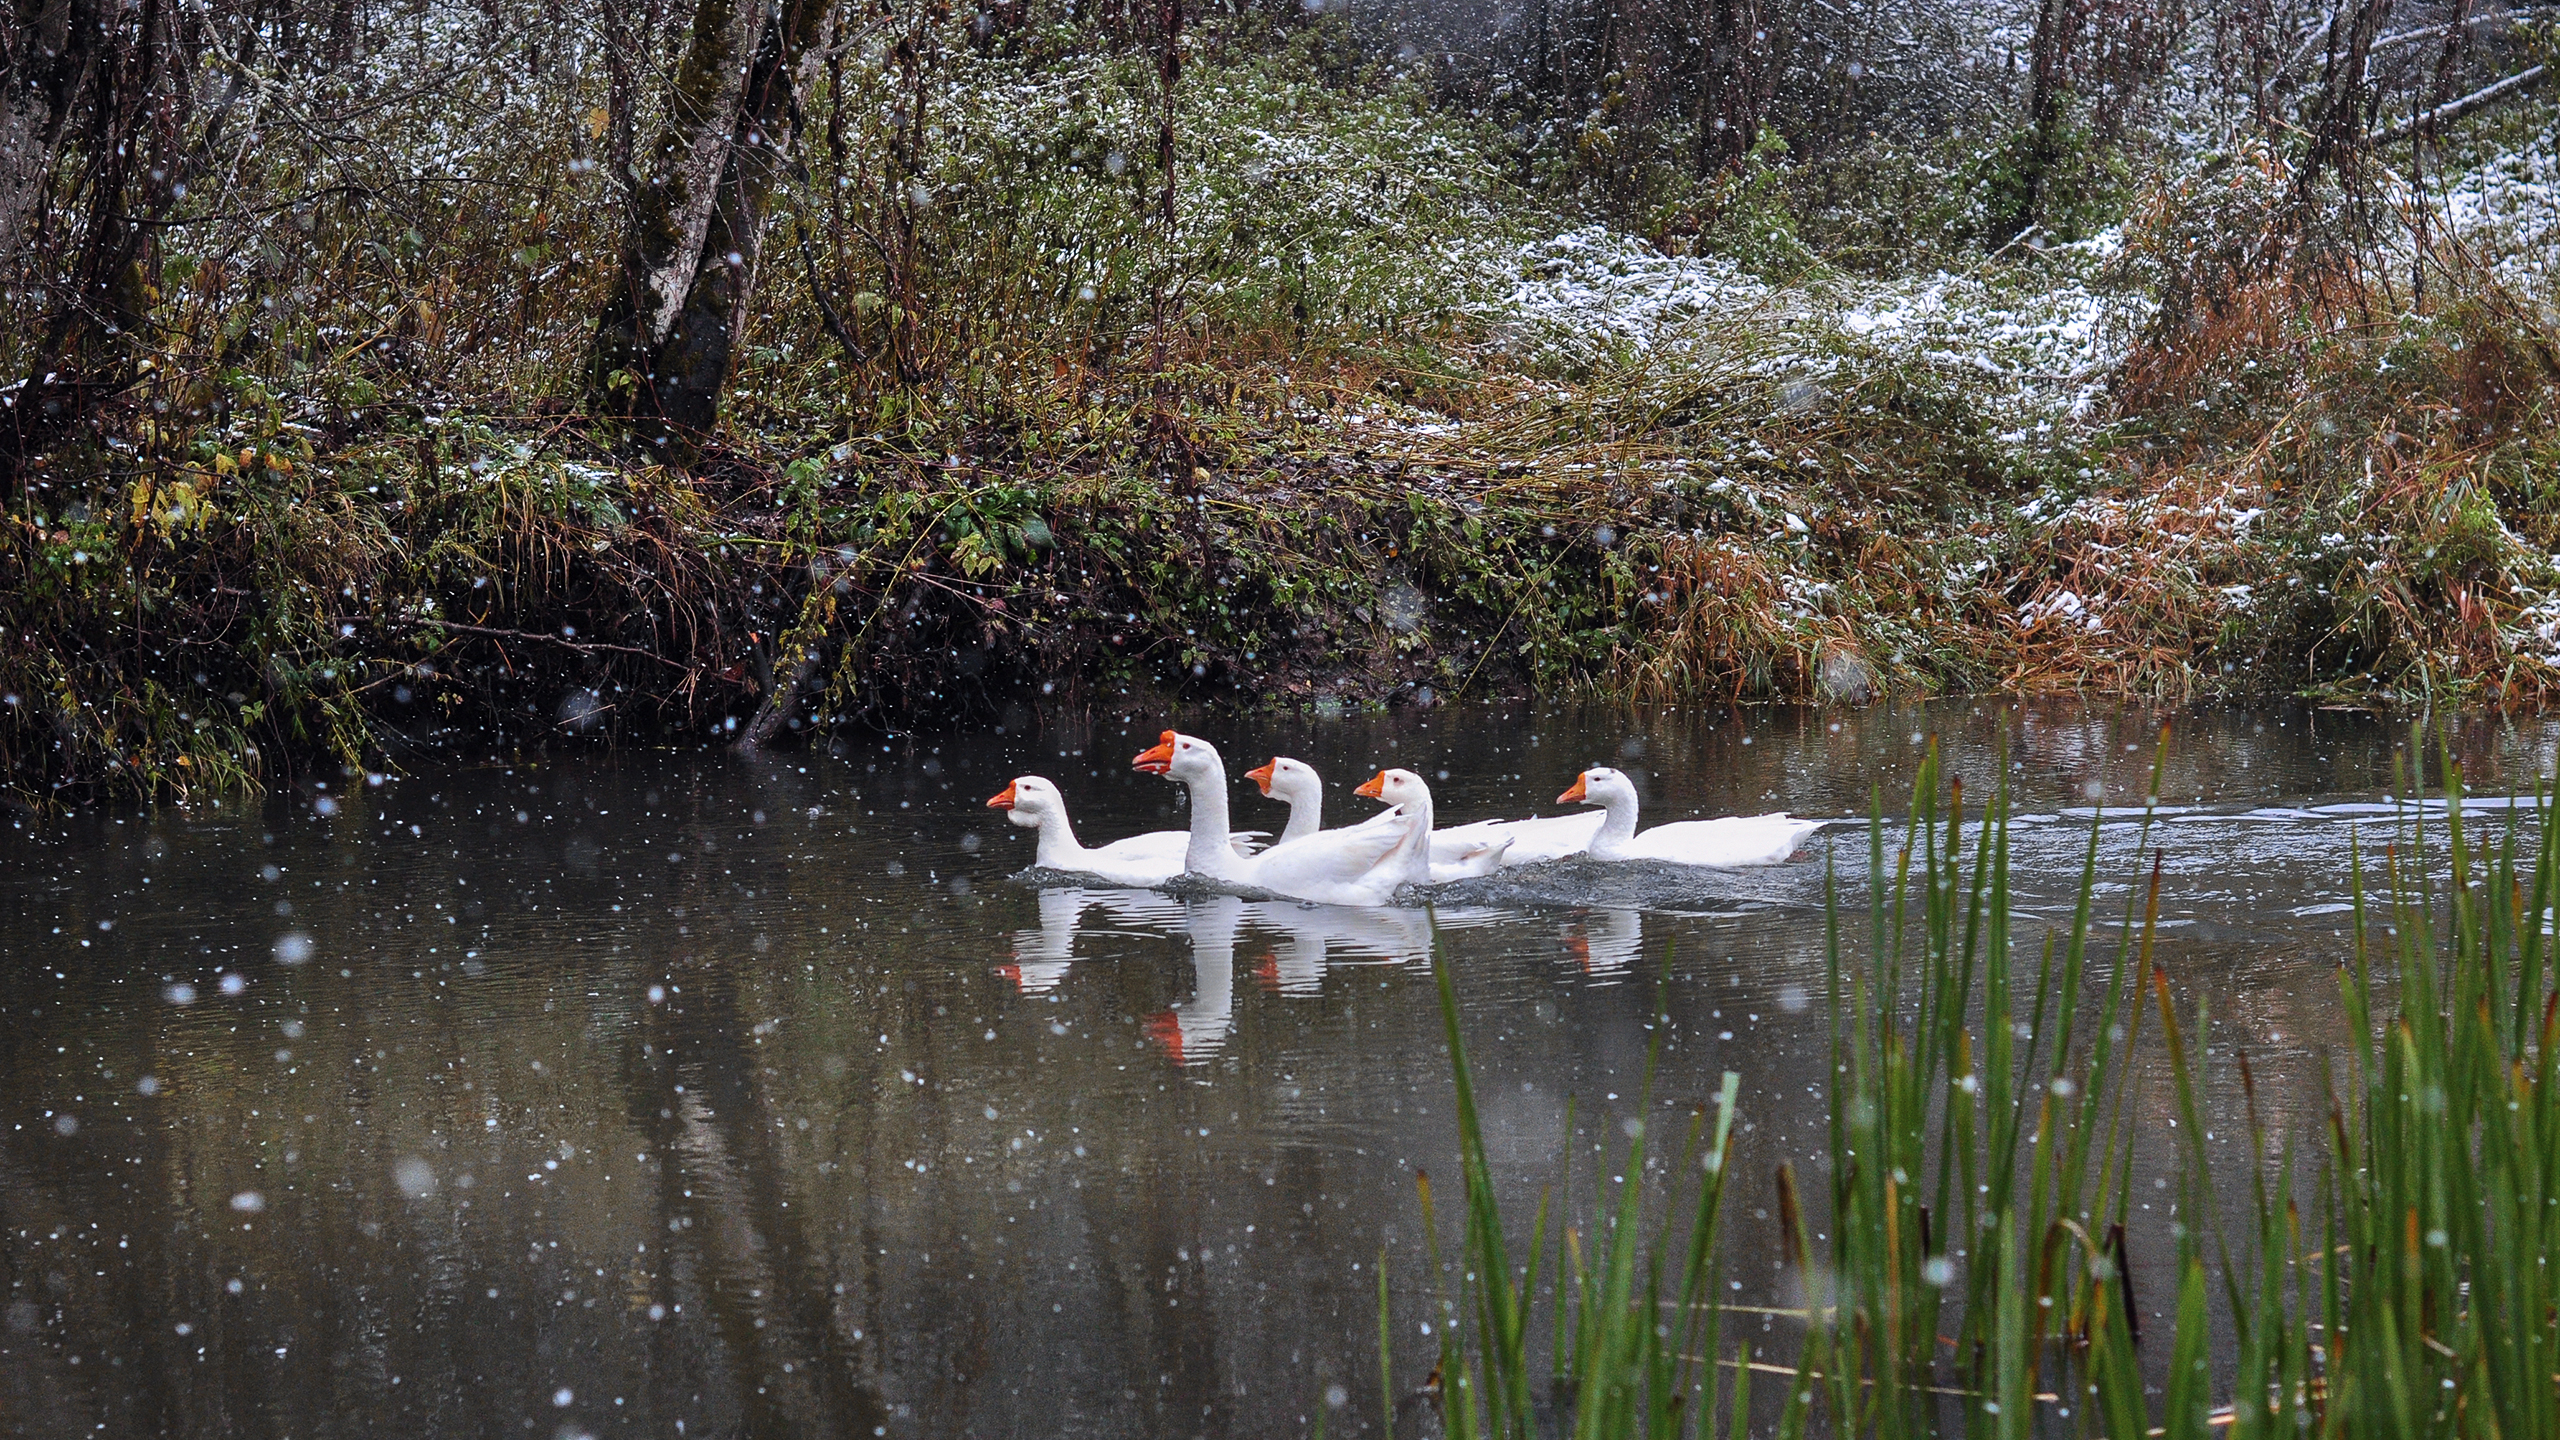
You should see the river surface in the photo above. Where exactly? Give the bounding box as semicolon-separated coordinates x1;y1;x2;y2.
3;700;2553;1438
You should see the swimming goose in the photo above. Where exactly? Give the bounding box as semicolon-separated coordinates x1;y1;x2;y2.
1429;806;1607;867
1244;758;1325;844
1559;767;1824;866
1352;767;1513;884
1133;731;1415;905
988;776;1255;887
1252;757;1510;880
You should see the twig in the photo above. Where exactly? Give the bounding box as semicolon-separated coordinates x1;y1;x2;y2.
797;216;869;367
2375;63;2549;142
343;617;691;669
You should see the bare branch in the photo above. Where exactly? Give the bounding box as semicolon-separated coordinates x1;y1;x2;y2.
2375;63;2551;141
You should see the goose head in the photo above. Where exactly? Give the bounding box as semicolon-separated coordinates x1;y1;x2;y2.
1132;729;1222;785
1249;756;1321;806
1559;766;1638;808
1355;768;1430;809
987;775;1061;830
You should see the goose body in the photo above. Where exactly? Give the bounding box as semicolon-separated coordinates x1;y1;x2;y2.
1250;757;1511;882
1560;767;1825;867
1135;732;1417;906
989;776;1255;887
1431;810;1608;866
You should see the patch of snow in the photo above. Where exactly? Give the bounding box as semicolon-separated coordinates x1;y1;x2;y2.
1479;223;2152;444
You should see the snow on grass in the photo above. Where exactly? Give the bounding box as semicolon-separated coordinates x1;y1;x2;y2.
1479;224;2150;440
2439;119;2560;301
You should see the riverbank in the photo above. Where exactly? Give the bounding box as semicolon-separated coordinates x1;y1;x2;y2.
5;37;2558;807
7;281;2556;810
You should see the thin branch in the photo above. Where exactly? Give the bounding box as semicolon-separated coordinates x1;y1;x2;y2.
2375;63;2550;141
342;617;694;669
796;216;868;366
2369;8;2546;54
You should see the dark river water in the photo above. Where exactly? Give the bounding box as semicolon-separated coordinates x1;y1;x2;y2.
3;700;2552;1438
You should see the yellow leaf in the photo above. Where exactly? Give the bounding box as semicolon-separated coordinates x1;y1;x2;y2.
588;107;609;139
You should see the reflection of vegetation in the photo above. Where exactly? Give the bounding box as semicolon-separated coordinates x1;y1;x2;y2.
1407;737;2560;1436
632;971;889;1439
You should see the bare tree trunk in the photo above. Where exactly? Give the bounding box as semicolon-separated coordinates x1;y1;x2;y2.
1156;0;1179;231
2375;61;2546;142
0;0;78;287
1695;0;1768;178
738;631;824;749
1;0;192;503
601;0;639;188
589;0;835;458
1990;0;2078;245
2298;0;2393;195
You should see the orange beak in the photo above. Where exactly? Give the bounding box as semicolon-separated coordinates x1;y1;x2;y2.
987;781;1018;809
1354;770;1388;800
1558;773;1589;805
1133;730;1178;775
1245;761;1277;795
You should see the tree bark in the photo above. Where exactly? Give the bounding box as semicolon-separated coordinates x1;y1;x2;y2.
1695;0;1769;178
589;0;834;457
1156;0;1179;231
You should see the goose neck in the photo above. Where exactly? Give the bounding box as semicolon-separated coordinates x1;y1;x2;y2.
1591;788;1640;852
1399;790;1437;884
1280;784;1321;843
1183;761;1240;877
1032;809;1084;869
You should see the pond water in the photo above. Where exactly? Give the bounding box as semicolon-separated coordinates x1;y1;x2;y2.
4;700;2555;1438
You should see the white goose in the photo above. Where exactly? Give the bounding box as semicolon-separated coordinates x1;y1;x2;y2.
1133;731;1417;906
1351;767;1514;884
1248;757;1511;881
1243;758;1325;844
1559;766;1825;866
988;776;1256;887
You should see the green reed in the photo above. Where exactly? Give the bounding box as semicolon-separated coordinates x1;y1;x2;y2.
1394;732;2560;1438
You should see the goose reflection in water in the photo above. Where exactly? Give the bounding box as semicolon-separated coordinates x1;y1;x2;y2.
1142;900;1507;1062
1145;896;1244;1065
999;887;1523;1062
997;886;1189;993
1560;907;1644;979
